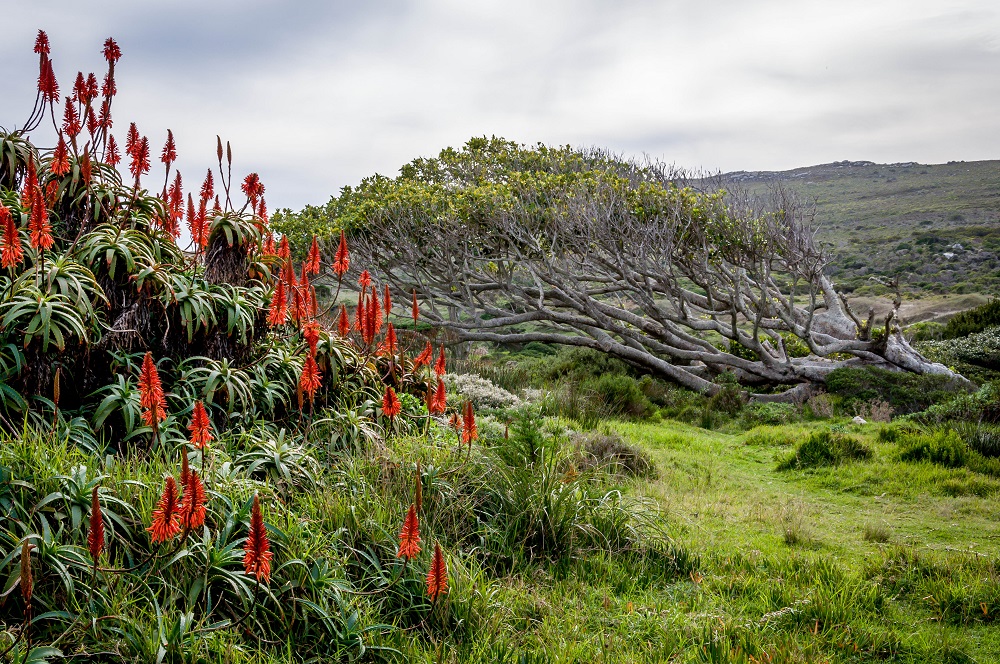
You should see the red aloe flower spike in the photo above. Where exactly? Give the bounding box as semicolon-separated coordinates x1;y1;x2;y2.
241;173;264;206
337;304;350;337
358;269;371;290
302;320;321;355
430;378;447;415
85;105;98;137
414;341;433;367
138;352;167;426
277;236;290;260
44;181;59;208
98;98;112;130
305;236;321;276
195;198;208;248
397;504;421;559
200;169;214;202
212;195;221;214
125;123;139;156
426;542;449;601
243;494;273;582
180;449;191;489
434;345;447;377
85;73;99;102
257;197;268;225
34;30;51;55
105;134;120;166
1;204;24;268
130;136;150;183
462;400;478;445
148;476;182;543
180;470;207;531
372;289;383;336
103;37;121;64
354;291;364;333
62;97;81;138
166;171;183;237
38;58;60;104
382;386;401;420
449;412;460;432
185;193;197;241
262;233;275;256
382;323;398;356
383;284;392;316
267;280;288;326
188;400;213;449
88;485;104;563
80;152;92;186
21;160;38;210
29;187;54;251
161;129;176;166
332;230;349;277
51;134;71;177
102;72;116;99
73;72;86;102
412;289;419;326
21;540;34;604
300;353;322;403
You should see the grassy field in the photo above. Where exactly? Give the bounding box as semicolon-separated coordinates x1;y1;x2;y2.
381;417;1000;663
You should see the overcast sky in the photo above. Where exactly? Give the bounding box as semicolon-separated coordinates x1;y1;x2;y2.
3;1;999;211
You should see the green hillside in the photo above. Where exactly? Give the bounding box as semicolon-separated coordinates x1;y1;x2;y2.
729;160;1000;296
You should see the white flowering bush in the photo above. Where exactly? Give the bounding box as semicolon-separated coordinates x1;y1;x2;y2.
443;372;522;409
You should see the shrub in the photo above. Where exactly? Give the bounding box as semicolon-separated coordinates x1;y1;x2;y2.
570;430;656;479
899;429;968;467
740;402;798;426
586;373;654;419
911;381;1000;425
941;298;1000;339
709;371;746;416
918;326;1000;381
953;422;1000;458
778;430;872;470
807;392;835;418
825;367;970;415
444;372;521;410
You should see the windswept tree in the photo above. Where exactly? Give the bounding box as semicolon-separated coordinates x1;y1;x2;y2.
275;137;964;399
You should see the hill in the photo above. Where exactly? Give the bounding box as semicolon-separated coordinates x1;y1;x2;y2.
726;159;1000;297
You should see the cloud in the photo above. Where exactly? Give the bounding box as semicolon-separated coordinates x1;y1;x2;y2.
2;0;998;210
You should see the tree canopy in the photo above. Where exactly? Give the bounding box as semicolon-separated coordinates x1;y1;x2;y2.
275;137;965;398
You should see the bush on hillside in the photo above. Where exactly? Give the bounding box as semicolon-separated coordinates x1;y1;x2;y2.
941;299;1000;339
825;367;971;416
777;430;872;470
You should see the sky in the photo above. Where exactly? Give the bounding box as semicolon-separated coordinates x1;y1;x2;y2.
2;0;999;211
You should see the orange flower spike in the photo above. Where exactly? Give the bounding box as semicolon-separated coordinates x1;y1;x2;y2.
138;352;167;426
200;168;214;202
414;341;433;367
277;236;290;260
332;230;349;277
62;96;81;138
180;470;207;531
382;386;401;420
354;290;364;333
411;289;419;326
148;476;182;543
384;323;398;356
267;280;288;326
88;486;104;563
105;134;120;166
302;320;321;355
305;236;321;276
28;187;54;251
189;400;213;449
462;400;478;445
0;204;23;269
161;129;176;166
397;504;421;560
180;449;191;489
243;494;273;582
300;353;322;402
21;161;38;210
358;269;371;290
434;345;447;377
426;542;449;601
430;378;447;415
51;133;71;176
372;290;383;336
337;304;350;337
383;284;392;317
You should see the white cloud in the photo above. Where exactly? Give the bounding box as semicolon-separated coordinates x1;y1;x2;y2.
2;0;998;211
